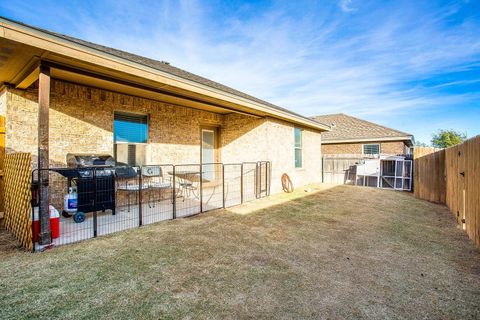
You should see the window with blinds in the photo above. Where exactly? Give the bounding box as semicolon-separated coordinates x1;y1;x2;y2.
363;144;380;155
114;112;148;143
114;112;148;166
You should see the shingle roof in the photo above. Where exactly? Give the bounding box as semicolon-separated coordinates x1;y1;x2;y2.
312;113;412;142
2;16;322;128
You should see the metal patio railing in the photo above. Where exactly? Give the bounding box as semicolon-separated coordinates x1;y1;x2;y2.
31;161;271;250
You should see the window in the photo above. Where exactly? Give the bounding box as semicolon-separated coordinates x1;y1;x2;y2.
114;112;148;166
294;127;302;168
363;143;380;155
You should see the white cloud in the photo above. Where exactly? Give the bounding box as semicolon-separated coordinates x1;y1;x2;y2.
339;0;356;12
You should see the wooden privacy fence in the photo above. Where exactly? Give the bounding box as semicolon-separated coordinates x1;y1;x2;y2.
322;156;359;184
3;153;33;250
413;146;442;159
414;136;480;248
413;149;446;203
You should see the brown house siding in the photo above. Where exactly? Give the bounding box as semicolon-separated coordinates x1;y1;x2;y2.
322;141;407;155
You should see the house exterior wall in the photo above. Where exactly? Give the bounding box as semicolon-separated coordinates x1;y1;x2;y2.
322;141;407;156
4;80;323;194
265;118;322;193
221;113;268;163
221;114;323;193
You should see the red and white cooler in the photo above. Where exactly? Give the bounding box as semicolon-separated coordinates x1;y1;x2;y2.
33;205;60;242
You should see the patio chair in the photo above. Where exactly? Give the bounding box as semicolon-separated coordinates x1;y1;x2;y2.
115;166;146;212
142;166;173;207
176;171;201;201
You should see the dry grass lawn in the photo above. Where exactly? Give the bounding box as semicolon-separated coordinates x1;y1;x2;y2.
1;184;479;319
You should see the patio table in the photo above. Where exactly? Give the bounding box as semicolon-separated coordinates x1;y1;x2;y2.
116;182;150;212
167;171;208;200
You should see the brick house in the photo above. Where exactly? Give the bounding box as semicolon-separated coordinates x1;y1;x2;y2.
312;114;413;156
0;16;330;201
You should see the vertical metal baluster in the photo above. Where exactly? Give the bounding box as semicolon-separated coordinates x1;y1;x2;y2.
93;168;97;238
172;165;176;219
268;162;272;196
138;167;143;226
264;162;267;198
200;164;203;213
222;164;225;208
256;162;260;199
240;163;244;204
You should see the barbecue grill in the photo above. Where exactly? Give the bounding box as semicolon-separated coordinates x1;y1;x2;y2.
54;154;117;223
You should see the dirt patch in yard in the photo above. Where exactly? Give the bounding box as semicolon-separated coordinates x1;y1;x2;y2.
0;184;479;319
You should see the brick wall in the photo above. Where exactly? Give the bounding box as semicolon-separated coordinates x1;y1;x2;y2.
220;114;323;193
4;80;323;195
221;113;268;163
381;141;407;154
266;118;322;193
5;81;223;167
322;141;407;155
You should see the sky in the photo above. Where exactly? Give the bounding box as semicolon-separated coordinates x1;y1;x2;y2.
1;0;479;144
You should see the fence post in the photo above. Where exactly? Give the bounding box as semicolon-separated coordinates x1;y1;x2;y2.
172;165;176;219
138;167;143;226
93;212;98;237
264;162;267;197
256;162;260;199
268;162;272;196
322;157;325;183
93;168;98;237
31;172;36;252
240;163;244;204
200;164;203;213
222;164;225;208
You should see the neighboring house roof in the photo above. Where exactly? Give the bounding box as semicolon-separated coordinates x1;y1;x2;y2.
0;16;330;131
312;113;413;146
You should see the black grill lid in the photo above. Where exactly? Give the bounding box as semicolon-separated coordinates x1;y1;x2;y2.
66;154;115;167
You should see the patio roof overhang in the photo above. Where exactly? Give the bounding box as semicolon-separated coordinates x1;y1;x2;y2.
0;17;330;132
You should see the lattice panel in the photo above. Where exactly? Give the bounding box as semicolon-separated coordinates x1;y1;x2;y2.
4;153;32;250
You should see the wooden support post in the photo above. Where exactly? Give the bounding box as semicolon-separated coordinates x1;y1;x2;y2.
38;64;51;245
